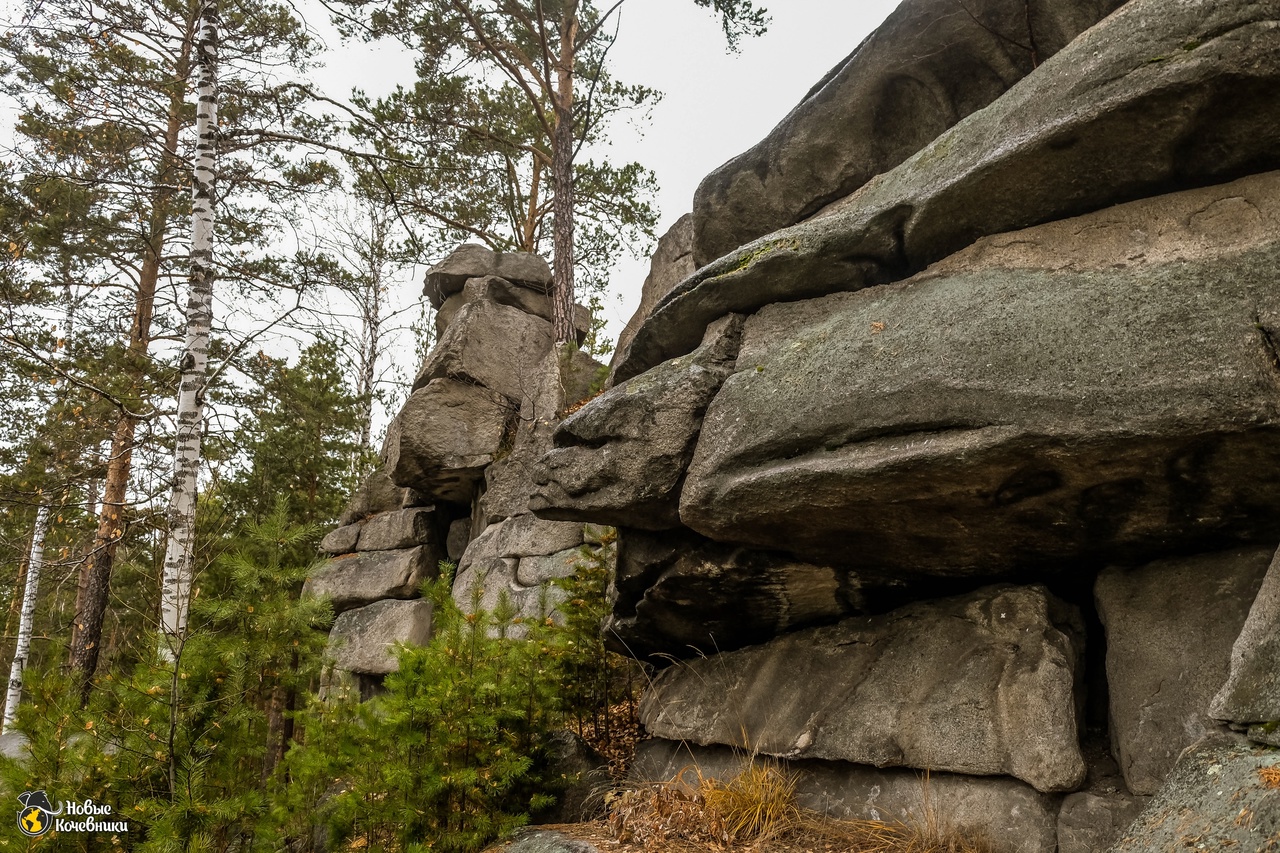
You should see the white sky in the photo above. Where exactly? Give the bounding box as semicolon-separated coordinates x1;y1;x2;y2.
308;0;901;347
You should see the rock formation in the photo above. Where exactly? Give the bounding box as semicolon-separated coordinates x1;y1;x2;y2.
526;0;1280;849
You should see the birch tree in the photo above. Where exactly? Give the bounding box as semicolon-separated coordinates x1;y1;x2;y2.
159;0;219;653
2;504;46;732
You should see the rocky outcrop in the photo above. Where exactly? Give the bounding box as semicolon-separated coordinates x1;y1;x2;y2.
614;214;695;360
678;173;1280;576
531;315;744;530
303;545;440;615
691;0;1126;266
640;585;1086;793
415;299;555;402
615;0;1280;382
1095;547;1270;795
435;275;590;342
1108;735;1280;852
1212;547;1280;738
326;599;434;675
423;243;552;308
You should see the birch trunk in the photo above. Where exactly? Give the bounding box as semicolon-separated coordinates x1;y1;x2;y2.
160;0;218;654
3;506;48;733
550;5;579;346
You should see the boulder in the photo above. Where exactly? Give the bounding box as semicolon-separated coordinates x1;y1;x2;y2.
452;552;568;631
531;315;744;530
422;244;551;308
1056;791;1147;853
338;468;414;526
319;523;360;555
504;830;599;853
639;584;1086;793
465;513;585;561
479;347;603;525
631;740;1061;853
353;508;439;552
303;546;440;614
603;528;860;662
614;0;1280;382
325;599;434;675
383;378;516;503
1211;546;1280;731
614;214;696;361
445;518;471;562
413;299;555;404
691;0;1126;267
516;547;583;587
680;173;1280;576
1095;547;1271;795
434;276;591;341
1108;734;1280;852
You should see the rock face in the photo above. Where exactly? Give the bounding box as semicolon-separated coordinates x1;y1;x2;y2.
1212;547;1280;734
640;585;1086;793
614;214;696;360
632;741;1061;853
602;528;858;661
326;599;434;675
303;546;440;615
531;315;744;530
1095;547;1271;795
415;299;554;403
423;244;552;308
436;275;590;342
614;0;1280;382
690;0;1126;267
1108;735;1280;852
679;173;1280;576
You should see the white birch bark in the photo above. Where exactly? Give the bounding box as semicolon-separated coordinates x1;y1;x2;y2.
3;505;49;733
160;0;218;655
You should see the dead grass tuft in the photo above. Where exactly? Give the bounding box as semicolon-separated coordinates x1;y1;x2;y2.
701;761;802;843
1259;765;1280;789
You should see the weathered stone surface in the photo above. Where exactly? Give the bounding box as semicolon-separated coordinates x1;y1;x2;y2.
691;0;1125;267
640;585;1086;793
532;315;744;530
1108;735;1280;853
435;276;591;341
681;174;1280;576
1095;547;1271;795
516;547;582;587
355;508;438;552
414;299;554;404
326;599;434;675
303;546;440;614
319;523;360;555
1057;792;1147;853
603;528;859;661
1212;546;1280;729
545;731;611;823
632;740;1060;853
504;830;598;853
479;347;603;526
467;514;585;561
615;214;696;361
445;518;471;562
614;0;1280;382
383;379;515;504
452;551;568;630
423;244;551;308
338;468;411;526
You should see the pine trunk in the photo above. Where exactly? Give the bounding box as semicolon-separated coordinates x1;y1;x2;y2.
550;7;578;345
160;0;219;654
69;17;196;701
3;506;48;732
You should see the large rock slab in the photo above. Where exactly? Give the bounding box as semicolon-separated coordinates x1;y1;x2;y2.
479;347;603;526
303;546;440;614
1108;735;1280;852
414;298;554;404
338;468;417;526
681;173;1280;576
1212;546;1280;732
1095;547;1271;795
434;275;590;342
1057;791;1146;853
614;214;696;361
351;508;440;552
691;0;1125;267
603;528;859;662
614;0;1280;382
326;599;434;675
423;244;551;308
383;378;516;504
531;315;743;530
632;740;1061;853
640;584;1086;793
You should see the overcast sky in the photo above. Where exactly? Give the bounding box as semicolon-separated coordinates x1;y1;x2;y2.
308;0;902;345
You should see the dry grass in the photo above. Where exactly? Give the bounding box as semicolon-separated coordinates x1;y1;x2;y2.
603;765;997;853
1259;765;1280;789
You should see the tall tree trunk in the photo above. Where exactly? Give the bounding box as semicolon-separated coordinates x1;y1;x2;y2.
550;6;578;345
160;0;218;654
3;506;48;732
68;14;196;701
